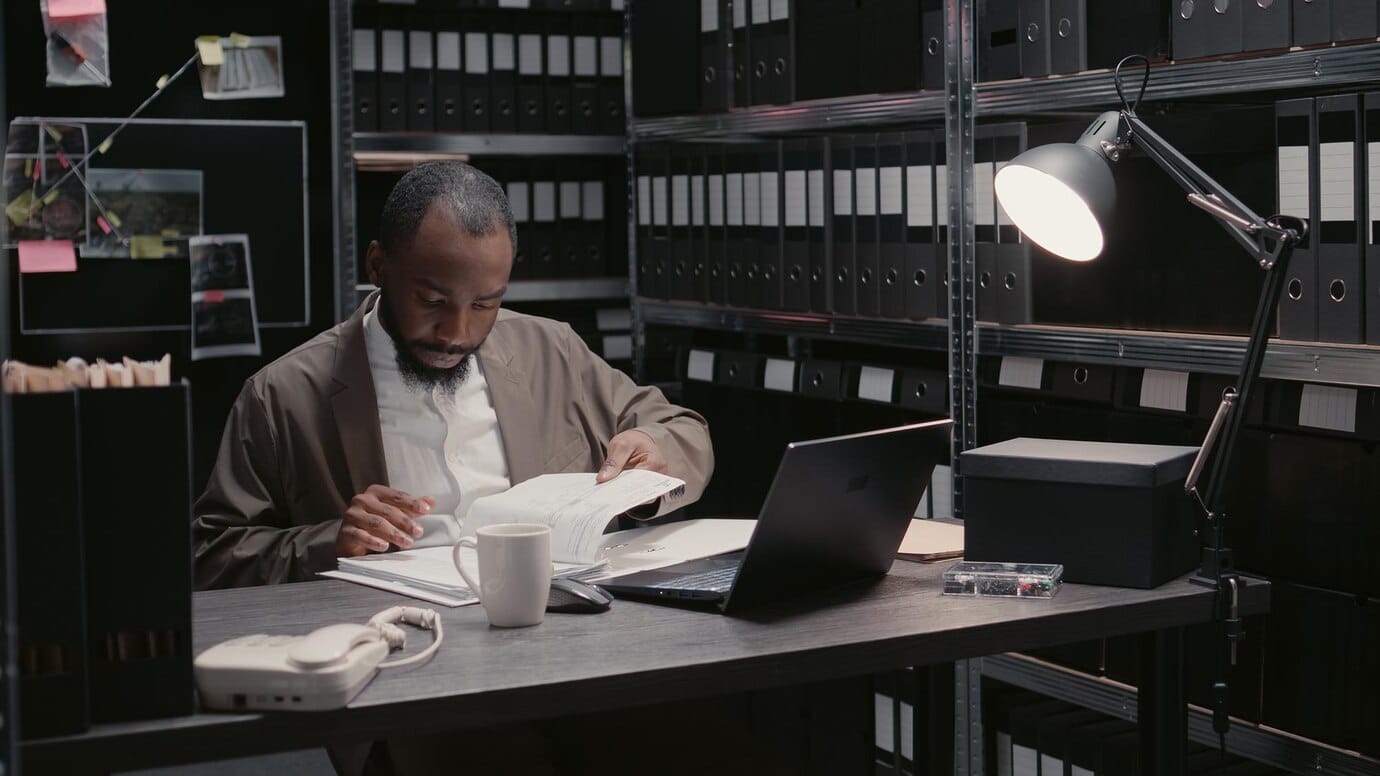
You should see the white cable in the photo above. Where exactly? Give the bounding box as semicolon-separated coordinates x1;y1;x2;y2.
367;606;444;669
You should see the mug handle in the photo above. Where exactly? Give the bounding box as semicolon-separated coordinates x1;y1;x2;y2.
452;536;482;602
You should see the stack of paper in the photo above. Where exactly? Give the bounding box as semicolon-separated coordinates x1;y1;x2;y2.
324;547;607;608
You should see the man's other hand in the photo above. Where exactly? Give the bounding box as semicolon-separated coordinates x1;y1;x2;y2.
336;485;434;557
596;429;669;484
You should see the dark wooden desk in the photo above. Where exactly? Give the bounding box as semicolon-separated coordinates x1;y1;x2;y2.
22;561;1269;774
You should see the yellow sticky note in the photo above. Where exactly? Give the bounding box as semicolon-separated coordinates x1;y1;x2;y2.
23;159;33;178
44;125;63;142
196;35;224;66
97;136;114;154
106;211;123;228
130;235;172;259
229;32;252;48
41;187;61;206
156;74;170;90
6;191;35;226
160;228;180;238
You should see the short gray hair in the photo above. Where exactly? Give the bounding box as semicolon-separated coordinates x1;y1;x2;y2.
378;161;516;255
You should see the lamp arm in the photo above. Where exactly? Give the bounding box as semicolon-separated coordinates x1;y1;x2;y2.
1120;113;1292;267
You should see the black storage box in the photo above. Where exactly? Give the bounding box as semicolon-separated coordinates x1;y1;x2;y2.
962;437;1200;588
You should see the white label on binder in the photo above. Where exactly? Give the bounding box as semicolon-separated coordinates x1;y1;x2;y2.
874;693;895;752
602;335;633;361
381;30;405;74
760;171;779;227
596;308;631;331
672;175;690;226
726;173;744;226
997;732;1013;776
547;35;571;77
560;181;582;219
1371;141;1380;230
1139;368;1189;412
436;32;460;71
687;349;715;381
653;176;668;226
408;30;430;69
610;0;625;9
1012;744;1038;776
498;0;530;7
907;165;934;227
702;0;719;32
353;30;377;71
744;173;761;226
734;0;747;27
855;168;877;216
507;182;530;223
637;176;651;226
519;34;543;76
1299;383;1357;433
879;166;903;216
1072;768;1094;776
995;161;1014;226
858;366;895;403
574;36;598;76
808;169;825;226
935;164;949;224
771;0;790;20
833;170;853;216
1320;141;1356;223
582;181;604;221
763;358;796;392
492;33;515;71
1277;145;1310;216
899;701;914;760
998;357;1044;390
533;182;556;223
691;175;705;226
709;174;726;226
752;0;770;24
974;161;996;225
1041;756;1064;775
464;32;489;74
601;36;623;76
785;170;807;226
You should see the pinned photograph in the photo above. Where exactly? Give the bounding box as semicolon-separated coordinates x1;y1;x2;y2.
189;234;261;360
80;168;202;259
3;120;89;247
196;35;285;100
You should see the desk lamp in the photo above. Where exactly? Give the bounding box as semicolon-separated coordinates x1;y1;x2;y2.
992;56;1303;744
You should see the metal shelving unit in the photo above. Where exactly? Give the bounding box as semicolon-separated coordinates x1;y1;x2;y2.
357;277;630;304
984;653;1380;776
638;300;947;351
354;132;625;160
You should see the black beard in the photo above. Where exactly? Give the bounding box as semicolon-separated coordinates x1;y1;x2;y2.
377;290;472;397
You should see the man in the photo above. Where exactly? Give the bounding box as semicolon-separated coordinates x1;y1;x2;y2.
194;162;713;589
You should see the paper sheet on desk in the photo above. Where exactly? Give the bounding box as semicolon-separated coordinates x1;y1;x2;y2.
329;546;606;608
587;518;758;581
466;470;687;564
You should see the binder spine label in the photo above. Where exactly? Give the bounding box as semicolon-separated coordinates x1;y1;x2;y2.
785;170;807;227
934;164;949;224
687;350;715;381
672;175;690;227
653;177;669;227
600;36;622;76
580;182;604;222
508;182;530;223
1139;368;1189;412
702;0;719;32
1299;383;1358;432
858;366;895;403
974;161;996;225
691;176;706;226
637;176;651;226
764;359;796;392
907;165;934;227
465;33;489;74
534;182;556;223
760;172;779;227
771;0;790;20
752;0;770;25
381;30;405;74
855;168;876;216
709;174;726;226
353;30;377;71
560;181;582;220
436;32;460;71
574;36;598;77
879;167;903;216
519;35;543;76
1277;145;1310;219
997;356;1043;389
734;0;747;28
744;173;762;226
547;36;571;77
807;169;825;227
492;34;516;72
1320;141;1357;228
1371;137;1380;243
833;170;853;216
726;173;744;226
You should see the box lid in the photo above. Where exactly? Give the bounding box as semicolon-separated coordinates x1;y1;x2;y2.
960;438;1199;487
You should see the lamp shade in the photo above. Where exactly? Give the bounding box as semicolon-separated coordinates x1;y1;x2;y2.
994;121;1119;262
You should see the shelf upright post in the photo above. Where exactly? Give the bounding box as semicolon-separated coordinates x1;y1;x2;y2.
334;0;359;323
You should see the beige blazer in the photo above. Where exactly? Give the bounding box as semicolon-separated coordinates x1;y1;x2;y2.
193;294;714;589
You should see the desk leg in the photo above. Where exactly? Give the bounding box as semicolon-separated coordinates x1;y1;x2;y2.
1138;627;1186;776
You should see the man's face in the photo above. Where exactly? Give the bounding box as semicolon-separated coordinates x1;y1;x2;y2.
368;205;513;393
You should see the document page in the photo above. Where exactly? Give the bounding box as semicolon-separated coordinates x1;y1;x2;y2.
466;470;687;564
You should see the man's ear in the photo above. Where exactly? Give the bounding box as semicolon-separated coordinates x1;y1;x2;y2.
365;241;384;287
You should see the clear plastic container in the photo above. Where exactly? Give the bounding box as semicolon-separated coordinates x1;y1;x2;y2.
941;561;1063;599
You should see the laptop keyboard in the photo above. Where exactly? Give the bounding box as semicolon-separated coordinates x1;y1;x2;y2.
649;565;739;593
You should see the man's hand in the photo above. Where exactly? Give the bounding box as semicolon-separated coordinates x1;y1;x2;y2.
336;485;434;557
596;429;669;483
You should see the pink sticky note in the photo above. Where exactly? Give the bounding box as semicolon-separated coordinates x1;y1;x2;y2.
202;290;226;303
18;240;77;274
47;0;106;18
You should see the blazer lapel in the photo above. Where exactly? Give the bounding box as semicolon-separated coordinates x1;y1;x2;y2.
479;321;542;485
330;293;389;494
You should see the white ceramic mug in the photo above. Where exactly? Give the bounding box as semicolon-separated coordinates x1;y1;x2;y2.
452;523;551;627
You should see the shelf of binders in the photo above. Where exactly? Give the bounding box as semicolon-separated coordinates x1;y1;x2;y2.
980;322;1380;388
637;299;948;352
357;277;630;303
982;653;1380;776
631;42;1380;141
353;132;625;164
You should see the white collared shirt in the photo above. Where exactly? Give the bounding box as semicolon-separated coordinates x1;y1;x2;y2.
363;304;511;548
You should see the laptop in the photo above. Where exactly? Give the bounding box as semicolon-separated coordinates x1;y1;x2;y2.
602;419;953;614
